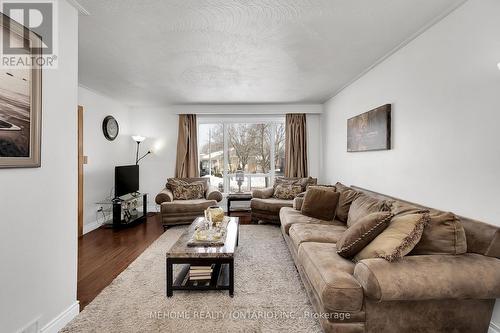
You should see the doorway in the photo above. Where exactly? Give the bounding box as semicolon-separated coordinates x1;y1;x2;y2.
78;105;85;237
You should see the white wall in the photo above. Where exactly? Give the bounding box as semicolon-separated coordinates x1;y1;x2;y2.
78;86;134;233
128;107;178;211
0;1;79;332
320;0;500;328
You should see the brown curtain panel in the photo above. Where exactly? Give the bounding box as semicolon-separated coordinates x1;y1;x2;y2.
175;114;200;178
285;113;308;178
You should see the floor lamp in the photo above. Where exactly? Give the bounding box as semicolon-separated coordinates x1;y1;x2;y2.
132;135;151;164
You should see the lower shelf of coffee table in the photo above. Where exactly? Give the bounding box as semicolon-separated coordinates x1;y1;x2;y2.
172;263;230;290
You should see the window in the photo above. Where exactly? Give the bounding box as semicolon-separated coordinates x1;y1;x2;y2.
198;118;285;193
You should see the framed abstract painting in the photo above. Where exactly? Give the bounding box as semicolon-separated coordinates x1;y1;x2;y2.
347;104;391;152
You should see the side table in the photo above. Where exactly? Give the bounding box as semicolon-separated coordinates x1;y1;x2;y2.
226;193;252;216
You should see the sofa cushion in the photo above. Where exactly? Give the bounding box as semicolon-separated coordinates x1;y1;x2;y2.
170;181;205;200
289;223;347;249
252;187;274;199
273;184;303;200
274;176;317;191
337;212;393;259
161;199;216;214
411;211;467;255
390;201;429;216
280;207;343;235
167;177;209;193
308;185;337;192
347;194;391;227
354;254;500;301
355;213;429;262
301;188;340;221
251;198;293;215
298;242;363;312
335;182;361;223
293;197;304;210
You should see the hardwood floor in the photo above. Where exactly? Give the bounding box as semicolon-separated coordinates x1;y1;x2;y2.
77;213;164;310
77;211;252;310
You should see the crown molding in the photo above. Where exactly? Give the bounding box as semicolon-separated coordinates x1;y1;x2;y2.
66;0;90;16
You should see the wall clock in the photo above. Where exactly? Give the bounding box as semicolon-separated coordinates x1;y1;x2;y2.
102;115;119;141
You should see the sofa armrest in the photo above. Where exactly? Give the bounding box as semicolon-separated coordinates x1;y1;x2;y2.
354;254;500;302
296;191;306;198
206;185;223;202
252;187;274;199
293;197;304;211
155;188;173;204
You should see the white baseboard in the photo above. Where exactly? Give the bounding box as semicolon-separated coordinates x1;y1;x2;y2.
490;321;500;333
83;220;102;234
40;301;79;333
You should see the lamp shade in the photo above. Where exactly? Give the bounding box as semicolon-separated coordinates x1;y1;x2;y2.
235;170;245;182
132;135;146;143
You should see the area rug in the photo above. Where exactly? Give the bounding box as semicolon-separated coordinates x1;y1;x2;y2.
62;225;321;332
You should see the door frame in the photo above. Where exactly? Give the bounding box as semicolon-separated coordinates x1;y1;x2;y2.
78;105;84;237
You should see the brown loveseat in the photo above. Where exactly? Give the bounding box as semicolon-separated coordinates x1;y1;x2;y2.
155;177;222;229
281;183;500;333
250;177;317;224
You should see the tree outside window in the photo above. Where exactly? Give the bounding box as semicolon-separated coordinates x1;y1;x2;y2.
199;121;285;193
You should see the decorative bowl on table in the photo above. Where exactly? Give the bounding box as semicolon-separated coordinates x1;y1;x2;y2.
207;206;225;224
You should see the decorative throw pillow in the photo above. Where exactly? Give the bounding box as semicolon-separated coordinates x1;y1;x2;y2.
166;178;187;190
170;182;205;200
336;212;393;259
299;177;318;191
273;184;303;200
334;182;360;223
167;178;208;193
301;188;340;221
308;185;336;192
347;194;391;228
411;211;467;255
274;177;317;192
355;212;430;262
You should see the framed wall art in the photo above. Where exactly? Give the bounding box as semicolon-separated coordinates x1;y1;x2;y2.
347;104;391;152
0;13;42;168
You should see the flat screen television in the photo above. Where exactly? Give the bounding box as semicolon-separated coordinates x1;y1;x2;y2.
115;165;139;198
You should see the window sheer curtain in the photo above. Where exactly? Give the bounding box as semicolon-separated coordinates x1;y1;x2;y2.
285;113;308;178
175;114;200;178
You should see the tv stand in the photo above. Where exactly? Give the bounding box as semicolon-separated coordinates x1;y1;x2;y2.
103;193;148;228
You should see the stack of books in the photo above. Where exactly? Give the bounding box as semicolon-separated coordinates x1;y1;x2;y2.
189;265;214;282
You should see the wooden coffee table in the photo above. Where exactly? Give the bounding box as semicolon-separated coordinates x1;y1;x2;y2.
166;216;239;297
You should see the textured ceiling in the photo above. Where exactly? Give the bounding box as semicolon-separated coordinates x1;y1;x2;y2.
78;0;462;106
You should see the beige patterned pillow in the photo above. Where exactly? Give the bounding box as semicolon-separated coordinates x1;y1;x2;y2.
355;213;430;262
166;178;187;191
274;177;317;192
336;212;393;258
170;182;205;200
273;184;303;200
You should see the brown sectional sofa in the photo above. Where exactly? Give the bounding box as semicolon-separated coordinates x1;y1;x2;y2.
251;177;317;224
155;177;222;228
280;184;500;333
